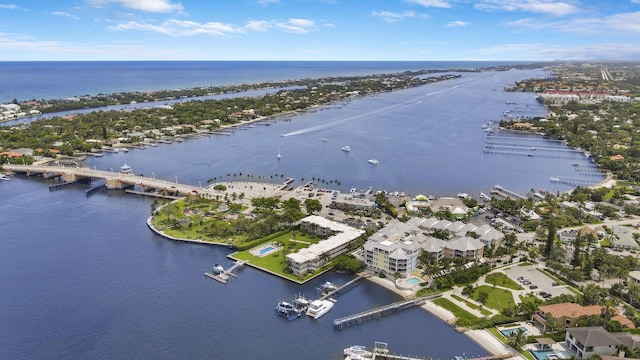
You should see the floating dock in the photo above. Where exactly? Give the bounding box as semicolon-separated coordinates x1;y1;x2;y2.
204;260;247;284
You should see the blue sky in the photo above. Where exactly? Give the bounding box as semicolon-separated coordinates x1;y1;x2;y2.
1;0;639;61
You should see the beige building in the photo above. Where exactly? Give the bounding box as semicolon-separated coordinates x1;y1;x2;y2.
286;215;364;276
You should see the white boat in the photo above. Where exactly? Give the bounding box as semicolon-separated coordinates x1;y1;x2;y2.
368;159;379;165
457;192;469;199
277;152;281;159
479;192;491;201
344;345;372;360
306;299;334;319
0;174;11;181
341;145;351;152
550;177;560;182
322;138;328;142
320;281;338;293
276;301;301;320
293;295;311;309
120;164;132;174
212;264;224;274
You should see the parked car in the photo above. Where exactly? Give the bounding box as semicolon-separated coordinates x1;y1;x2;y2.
529;285;538;289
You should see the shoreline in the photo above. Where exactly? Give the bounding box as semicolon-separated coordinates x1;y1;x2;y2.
365;276;521;358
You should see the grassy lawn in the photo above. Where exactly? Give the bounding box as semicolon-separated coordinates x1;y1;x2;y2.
230;230;328;283
451;294;492;316
433;297;479;325
473;285;515;311
486;272;523;290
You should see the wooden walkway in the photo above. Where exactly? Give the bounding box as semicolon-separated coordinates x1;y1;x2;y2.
204;260;247;284
333;294;440;330
320;273;368;301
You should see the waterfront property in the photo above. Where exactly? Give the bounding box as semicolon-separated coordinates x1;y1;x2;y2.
532;303;635;333
285;215;365;276
363;217;488;278
565;326;640;359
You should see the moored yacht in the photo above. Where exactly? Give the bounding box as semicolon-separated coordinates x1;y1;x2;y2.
120;164;132;174
276;301;301;320
306;299;334;319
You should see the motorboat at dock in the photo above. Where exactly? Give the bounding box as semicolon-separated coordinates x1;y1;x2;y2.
306;299;334;319
276;301;301;321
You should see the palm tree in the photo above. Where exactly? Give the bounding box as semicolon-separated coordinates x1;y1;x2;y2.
507;329;526;350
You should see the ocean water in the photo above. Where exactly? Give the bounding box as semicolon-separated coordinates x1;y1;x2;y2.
0;60;534;103
0;62;594;359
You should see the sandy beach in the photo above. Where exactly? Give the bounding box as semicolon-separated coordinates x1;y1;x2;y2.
366;276;522;359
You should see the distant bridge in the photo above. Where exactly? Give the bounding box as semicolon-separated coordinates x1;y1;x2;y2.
2;164;204;195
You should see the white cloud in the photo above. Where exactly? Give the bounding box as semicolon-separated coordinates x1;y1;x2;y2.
53;11;80;20
275;18;316;34
110;19;241;36
0;33;181;59
245;20;270;32
372;10;429;23
87;0;183;13
447;20;471;27
257;0;280;5
471;42;640;60
109;17;318;36
505;11;640;35
405;0;452;8
0;4;18;9
475;0;579;16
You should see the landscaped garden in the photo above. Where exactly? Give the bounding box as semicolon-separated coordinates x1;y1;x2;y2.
231;229;329;282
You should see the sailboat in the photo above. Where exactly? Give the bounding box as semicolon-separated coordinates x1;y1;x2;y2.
277;145;281;159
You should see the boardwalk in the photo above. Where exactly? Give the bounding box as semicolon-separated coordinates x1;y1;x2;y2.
333;294;440;330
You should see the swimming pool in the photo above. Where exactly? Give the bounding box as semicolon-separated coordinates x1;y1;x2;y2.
500;326;527;337
259;246;275;255
406;277;422;285
530;349;570;360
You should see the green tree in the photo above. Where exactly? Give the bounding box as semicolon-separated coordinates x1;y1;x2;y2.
545;220;556;258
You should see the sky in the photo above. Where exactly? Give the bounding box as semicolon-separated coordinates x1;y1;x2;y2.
0;0;639;61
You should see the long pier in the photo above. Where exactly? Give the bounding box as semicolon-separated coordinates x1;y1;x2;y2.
491;185;526;200
333;294;440;330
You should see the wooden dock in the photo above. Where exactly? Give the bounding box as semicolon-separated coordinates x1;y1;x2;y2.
320;274;368;300
204;260;247;284
333;294;440;330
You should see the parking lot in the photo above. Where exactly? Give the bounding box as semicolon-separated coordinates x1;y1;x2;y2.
502;263;574;299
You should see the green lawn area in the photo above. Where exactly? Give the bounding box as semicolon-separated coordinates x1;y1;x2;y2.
451;294;492;316
472;285;515;310
230;230;328;283
485;272;523;290
433;297;479;325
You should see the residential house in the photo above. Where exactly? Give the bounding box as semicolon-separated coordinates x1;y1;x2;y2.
565;326;640;359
